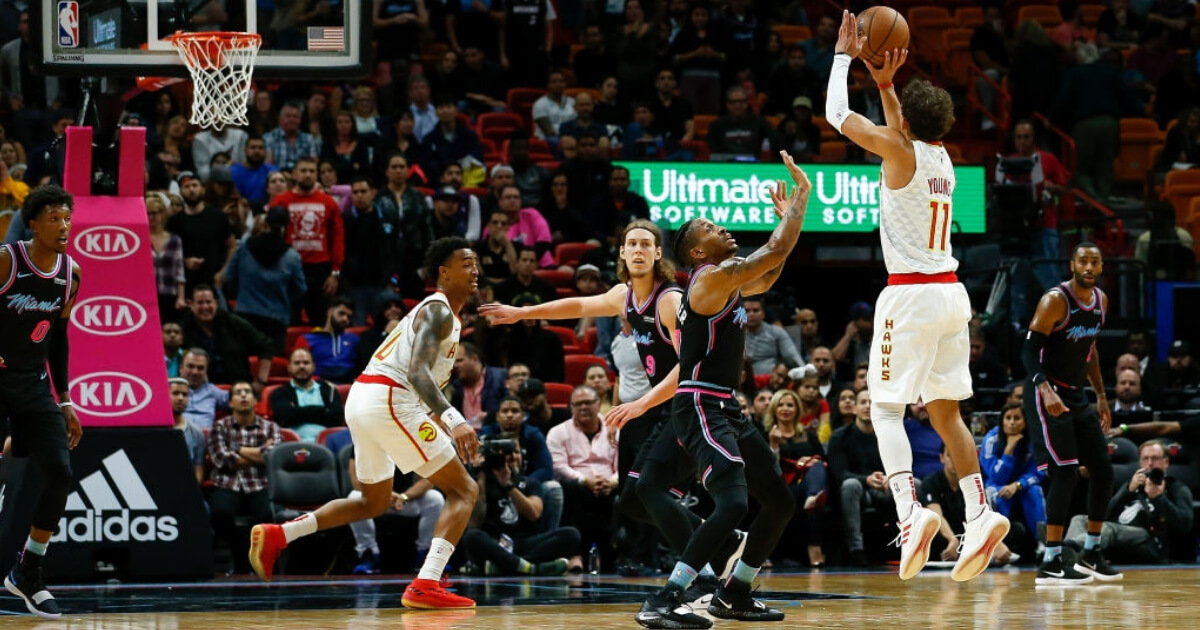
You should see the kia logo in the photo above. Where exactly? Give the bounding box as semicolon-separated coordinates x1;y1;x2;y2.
70;296;147;336
74;226;140;261
69;372;153;417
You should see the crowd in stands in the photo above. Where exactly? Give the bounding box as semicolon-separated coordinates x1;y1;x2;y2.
2;0;1200;575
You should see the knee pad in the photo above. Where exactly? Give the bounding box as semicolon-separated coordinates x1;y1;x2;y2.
870;402;906;427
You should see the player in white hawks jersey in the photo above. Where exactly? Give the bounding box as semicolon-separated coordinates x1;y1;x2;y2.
249;237;481;609
824;10;1008;583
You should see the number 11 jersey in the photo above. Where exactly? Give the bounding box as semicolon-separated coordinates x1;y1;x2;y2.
879;140;959;275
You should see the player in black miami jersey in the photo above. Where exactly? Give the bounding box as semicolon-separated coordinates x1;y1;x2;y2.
480;220;746;597
630;152;810;630
1023;243;1122;585
0;185;82;619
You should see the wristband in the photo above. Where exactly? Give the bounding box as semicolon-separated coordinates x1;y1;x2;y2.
58;401;74;408
1120;423;1128;434
441;407;467;430
399;493;410;503
834;52;852;58
877;82;893;90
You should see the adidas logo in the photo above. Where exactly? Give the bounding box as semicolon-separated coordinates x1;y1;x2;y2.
51;450;179;543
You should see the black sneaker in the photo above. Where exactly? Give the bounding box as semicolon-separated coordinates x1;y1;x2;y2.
1074;549;1123;582
636;586;713;629
707;580;786;622
1035;554;1094;586
683;573;720;609
4;554;62;619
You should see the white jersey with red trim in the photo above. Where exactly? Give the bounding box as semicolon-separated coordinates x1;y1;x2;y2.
879;140;960;275
361;292;461;410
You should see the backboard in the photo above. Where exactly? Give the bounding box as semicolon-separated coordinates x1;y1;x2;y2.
32;1;370;80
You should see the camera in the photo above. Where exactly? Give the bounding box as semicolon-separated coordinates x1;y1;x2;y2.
480;438;517;470
1147;467;1165;485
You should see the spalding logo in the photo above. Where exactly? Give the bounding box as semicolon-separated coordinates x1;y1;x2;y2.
418;422;438;442
71;296;147;336
74;226;140;261
69;372;153;417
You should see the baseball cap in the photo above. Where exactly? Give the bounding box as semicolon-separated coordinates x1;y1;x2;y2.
1169;340;1191;357
208;164;234;184
575;264;601;278
490;164;514;178
518;378;546;397
512;292;542;307
177;171;199;186
849;301;874;321
792;96;814;110
433;186;460;203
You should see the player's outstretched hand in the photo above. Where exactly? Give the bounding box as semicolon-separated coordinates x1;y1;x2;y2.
450;423;479;463
866;48;907;83
478;303;522;325
779;151;812;191
835;10;866;58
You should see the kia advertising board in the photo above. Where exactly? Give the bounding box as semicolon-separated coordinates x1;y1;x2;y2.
617;161;986;234
66;196;172;427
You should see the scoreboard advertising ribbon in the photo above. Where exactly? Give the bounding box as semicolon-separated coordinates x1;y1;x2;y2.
64;127;172;427
617;161;986;233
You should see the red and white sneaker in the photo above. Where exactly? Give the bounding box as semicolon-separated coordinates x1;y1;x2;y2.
894;505;942;580
402;578;476;609
951;510;1010;582
249;524;286;582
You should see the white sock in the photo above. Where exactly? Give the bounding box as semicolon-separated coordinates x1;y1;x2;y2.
417;538;455;582
959;473;987;521
281;512;318;544
888;473;918;522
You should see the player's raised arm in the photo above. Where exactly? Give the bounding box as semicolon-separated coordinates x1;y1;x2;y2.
824;10;909;161
479;284;628;325
865;48;908;130
408;301;477;461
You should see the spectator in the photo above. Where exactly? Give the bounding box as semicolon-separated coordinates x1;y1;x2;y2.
151;116;196;174
1128;23;1180;88
1051;42;1134;201
668;2;730;115
1114;353;1142;383
649;69;696;147
560;93;609;148
795;376;832;444
743;295;803;375
167;171;237;295
583;364;613;415
969;328;1009;390
1097;0;1146;50
428;189;480;241
303;91;333;140
539;172;585;243
480;164;514;219
546;385;619;567
615;1;657;102
621;101;671;160
811;346;847;410
517;378;571;435
1010;19;1062;122
232;138;279;210
1065;441;1193;563
459;44;508;116
248;90;277;137
461;433;576;576
714;0;766;78
531;72;577;143
164;322;185;378
905;400;944;482
224;206;307;355
341;177;401;323
764;389;828;567
509;136;551;208
506;295;567;384
1050;1;1096;49
419;97;484;184
971;4;1010;131
594;76;626;128
452;342;511;429
500;0;557;88
1155;106;1200;175
508;363;533;394
561;134;613;214
981;402;1046;550
491;244;555;308
707;85;775;157
1144;339;1200;391
832;301;873;371
407;76;438;143
756;30;787;84
828;388;888;566
180;285;274;389
379;153;434;293
428;49;464;107
356;295;405;371
207;382;282;574
487;188;554;268
784;307;822;364
478;209;518;283
574;24;617;89
801;15;838;84
765;45;820;116
170;377;206;484
268;347;345;441
777;97;822;162
0;154;28;213
922;445;1017;565
832;388;857;432
299;297;361;384
193;125;249;180
263;102;322;171
179;348;230;430
1112;368;1152;413
374;0;428;75
321;111;376;185
384;111;423;171
147;194;187;324
588;166;650;242
271;156;344;325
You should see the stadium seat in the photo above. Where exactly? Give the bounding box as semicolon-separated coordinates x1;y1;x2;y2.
335;443;355;495
1079;4;1105;27
680;139;710;161
545;382;574;406
1113;118;1163;184
1108;437;1139;493
335;383;352;404
942;28;974;87
555;242;598;267
534;269;575;288
279;428;301;443
583;326;598;354
266;442;341;521
819;141;846;163
693;115;716;141
249;356;291;378
564;87;600;101
955;6;983;28
1016;5;1064;27
545;325;583;354
257;384;280;418
285;326;313;353
506;88;547;130
907;7;955;63
564;354;608;386
316;427;347;446
772;24;811;46
477;112;525;145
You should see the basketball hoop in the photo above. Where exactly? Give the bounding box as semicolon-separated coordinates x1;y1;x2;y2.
168;31;262;130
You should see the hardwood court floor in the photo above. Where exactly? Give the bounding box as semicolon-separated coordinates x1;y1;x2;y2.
2;566;1197;629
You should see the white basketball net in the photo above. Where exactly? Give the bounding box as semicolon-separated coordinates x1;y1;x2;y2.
169;32;261;131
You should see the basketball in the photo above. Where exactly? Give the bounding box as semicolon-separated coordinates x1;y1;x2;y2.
858;6;910;68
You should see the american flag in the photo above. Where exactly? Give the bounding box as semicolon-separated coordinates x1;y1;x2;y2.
307;27;345;52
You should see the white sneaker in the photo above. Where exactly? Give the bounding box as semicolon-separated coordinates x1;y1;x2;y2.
951;511;1010;582
894;505;942;580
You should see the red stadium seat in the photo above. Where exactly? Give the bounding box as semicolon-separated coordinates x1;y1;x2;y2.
565;354;608;386
555;242;598;267
545;382;574;406
279;428;301;443
317;427;347;446
545;325;583;354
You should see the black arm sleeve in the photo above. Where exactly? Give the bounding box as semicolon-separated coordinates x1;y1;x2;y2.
1022;330;1049;385
48;318;70;396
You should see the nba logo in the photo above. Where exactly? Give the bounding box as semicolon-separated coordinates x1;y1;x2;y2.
58;1;80;48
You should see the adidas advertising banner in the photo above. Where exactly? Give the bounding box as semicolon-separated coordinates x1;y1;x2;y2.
617;161;987;233
0;428;212;580
65;159;173;427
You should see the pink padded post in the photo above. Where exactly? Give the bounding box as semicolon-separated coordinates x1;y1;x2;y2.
62;126;93;197
118;127;147;197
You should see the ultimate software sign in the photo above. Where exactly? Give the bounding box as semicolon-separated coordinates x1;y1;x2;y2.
618;161;986;234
